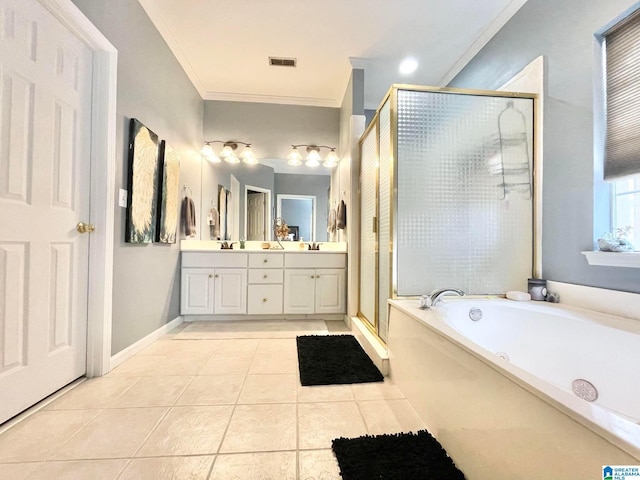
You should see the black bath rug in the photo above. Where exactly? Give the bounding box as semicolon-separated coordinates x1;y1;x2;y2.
332;430;467;480
296;334;384;386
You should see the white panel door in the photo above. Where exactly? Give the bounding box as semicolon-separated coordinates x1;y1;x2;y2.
0;0;93;423
180;268;215;315
247;192;265;241
283;269;315;314
315;269;346;314
214;268;247;315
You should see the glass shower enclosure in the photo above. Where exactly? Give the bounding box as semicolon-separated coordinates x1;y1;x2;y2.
358;85;536;343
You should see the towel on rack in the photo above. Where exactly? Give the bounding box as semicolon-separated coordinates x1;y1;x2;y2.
207;207;220;239
336;200;347;229
327;208;337;233
182;196;196;237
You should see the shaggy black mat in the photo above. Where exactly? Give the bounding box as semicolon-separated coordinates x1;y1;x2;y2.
332;430;466;480
296;335;384;386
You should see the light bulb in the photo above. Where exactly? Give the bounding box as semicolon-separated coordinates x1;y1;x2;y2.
208;153;221;163
220;145;235;158
323;149;339;168
306;148;320;167
224;154;240;164
200;143;214;157
287;147;302;162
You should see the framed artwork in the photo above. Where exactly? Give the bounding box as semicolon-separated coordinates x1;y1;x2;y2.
126;118;160;243
155;141;180;243
218;185;227;240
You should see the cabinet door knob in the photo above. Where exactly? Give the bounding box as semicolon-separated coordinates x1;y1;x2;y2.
263;259;268;263
263;274;268;279
214;274;219;278
208;274;214;278
316;274;320;278
262;298;267;303
310;275;315;278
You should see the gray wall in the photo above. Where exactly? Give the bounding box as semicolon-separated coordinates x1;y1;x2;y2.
275;174;331;242
72;0;204;354
449;0;640;293
280;199;313;241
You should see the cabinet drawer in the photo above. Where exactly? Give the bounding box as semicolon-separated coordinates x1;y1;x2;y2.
284;253;346;269
248;285;283;314
248;269;284;284
248;253;284;268
182;252;247;268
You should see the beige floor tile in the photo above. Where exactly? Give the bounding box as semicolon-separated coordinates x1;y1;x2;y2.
50;408;167;460
350;378;405;401
109;355;210;376
44;377;139;410
0;463;39;479
256;338;298;354
176;375;245;405
23;459;127;480
248;351;298;374
210;451;296;480
220;404;297;453
136;406;233;457
298;449;342;480
111;376;193;407
298;402;368;450
203;338;260;354
237;374;297;404
358;399;426;435
199;352;254;375
118;455;214;480
298;384;354;403
138;339;221;356
0;410;99;463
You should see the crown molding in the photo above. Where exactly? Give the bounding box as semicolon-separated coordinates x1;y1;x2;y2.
203;91;341;108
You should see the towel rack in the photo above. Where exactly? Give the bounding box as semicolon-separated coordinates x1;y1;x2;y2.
497;101;532;200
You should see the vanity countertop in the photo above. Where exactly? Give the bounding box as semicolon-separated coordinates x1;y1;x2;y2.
180;240;347;253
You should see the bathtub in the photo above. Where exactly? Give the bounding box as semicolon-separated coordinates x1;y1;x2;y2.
387;297;640;480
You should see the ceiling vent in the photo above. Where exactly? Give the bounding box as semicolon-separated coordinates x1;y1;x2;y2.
269;57;297;67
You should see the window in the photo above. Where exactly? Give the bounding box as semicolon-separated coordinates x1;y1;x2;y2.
612;177;640;249
603;9;640;180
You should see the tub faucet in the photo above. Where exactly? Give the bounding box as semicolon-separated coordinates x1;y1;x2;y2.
422;288;465;309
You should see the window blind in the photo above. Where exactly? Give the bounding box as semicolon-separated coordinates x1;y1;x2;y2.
604;9;640;180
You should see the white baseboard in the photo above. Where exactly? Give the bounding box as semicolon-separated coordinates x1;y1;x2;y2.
350;316;389;375
109;316;184;371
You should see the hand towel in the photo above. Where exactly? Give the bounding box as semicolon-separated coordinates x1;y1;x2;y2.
336;200;347;230
207;207;220;239
327;208;337;233
182;196;196;237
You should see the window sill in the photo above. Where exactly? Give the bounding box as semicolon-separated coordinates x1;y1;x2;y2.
581;251;640;268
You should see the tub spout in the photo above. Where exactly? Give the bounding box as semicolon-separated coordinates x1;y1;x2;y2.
422;288;465;309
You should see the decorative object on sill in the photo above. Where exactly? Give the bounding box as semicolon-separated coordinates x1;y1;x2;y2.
201;140;256;165
545;292;560;303
261;242;271;250
155;141;180;244
597;226;635;252
527;278;547;301
126;118;160;243
181;184;196;238
273;217;289;249
239;238;245;249
489;100;532;200
336;199;347;229
308;242;321;251
287;144;339;168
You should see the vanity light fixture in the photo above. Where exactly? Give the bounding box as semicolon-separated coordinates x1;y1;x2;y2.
287;144;339;168
201;140;256;165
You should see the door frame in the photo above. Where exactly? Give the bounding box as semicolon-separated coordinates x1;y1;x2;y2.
276;194;316;242
41;0;118;377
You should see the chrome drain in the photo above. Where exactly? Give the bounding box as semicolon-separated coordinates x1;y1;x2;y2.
496;352;509;361
572;379;598;402
469;307;483;321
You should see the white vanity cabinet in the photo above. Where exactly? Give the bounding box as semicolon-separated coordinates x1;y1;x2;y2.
247;253;284;315
283;254;346;314
180;253;247;315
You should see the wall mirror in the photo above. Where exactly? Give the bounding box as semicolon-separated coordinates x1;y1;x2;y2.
276;194;316;242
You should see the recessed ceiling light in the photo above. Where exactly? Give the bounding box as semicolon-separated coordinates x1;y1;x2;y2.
399;57;418;75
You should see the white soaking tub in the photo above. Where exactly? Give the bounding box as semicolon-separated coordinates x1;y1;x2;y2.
387;297;640;480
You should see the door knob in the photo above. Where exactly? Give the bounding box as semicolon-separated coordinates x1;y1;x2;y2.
76;222;95;234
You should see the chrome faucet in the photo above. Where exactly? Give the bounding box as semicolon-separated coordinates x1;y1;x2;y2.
420;288;465;309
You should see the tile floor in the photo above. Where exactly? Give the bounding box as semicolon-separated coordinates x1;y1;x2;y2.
0;320;426;479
